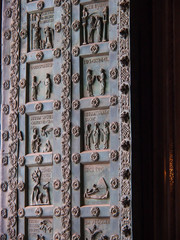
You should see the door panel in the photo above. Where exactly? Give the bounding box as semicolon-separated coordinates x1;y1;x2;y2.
0;0;131;239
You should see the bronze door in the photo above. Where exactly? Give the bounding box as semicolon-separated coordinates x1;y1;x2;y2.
0;0;131;239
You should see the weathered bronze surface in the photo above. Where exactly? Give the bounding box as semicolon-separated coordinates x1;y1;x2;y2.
0;0;131;239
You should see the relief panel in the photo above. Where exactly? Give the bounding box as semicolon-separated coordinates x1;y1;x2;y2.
83;163;110;206
28;113;53;154
84;218;110;240
83;109;110;151
27;166;53;206
82;55;110;98
28;61;53;102
28;218;53;240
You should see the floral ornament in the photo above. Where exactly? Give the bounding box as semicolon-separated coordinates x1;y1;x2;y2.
110;95;118;106
54;154;61;164
91;97;100;107
72;153;81;164
121;111;129;122
54;74;61;84
5;8;12;18
53;48;61;58
72;46;80;57
53;100;61;110
72;206;80;217
20;29;27;39
110;178;119;189
1;208;7;218
35;155;43;164
121;139;130;151
35;103;43;112
19;105;26;115
72;20;80;31
37;1;44;10
110;14;117;25
19;78;26;88
4;30;11;40
72;179;80;190
90;44;99;54
122;196;130;208
110;122;119;133
109;150;119;161
18;181;25;191
110;205;119;217
53;232;61;240
18;156;25;166
120;55;129;67
2;104;9;115
54;128;61;137
110;235;119;240
71;0;79;5
2;131;9;141
0;234;7;240
122;225;131;237
3;80;10;90
72;126;80;137
110;68;118;79
1;182;8;192
120;0;130;11
21;54;27;64
4;55;10;65
109;40;117;51
90;152;99;162
120;28;129;38
54;207;61;217
55;22;61;32
17;233;25;240
120;83;129;94
18;208;25;218
72;73;80;83
122;169;130;179
72;100;80;110
62;73;70;86
35;207;43;217
54;0;61;7
91;207;100;217
36;51;44;61
72;233;80;240
2;156;8;166
54;179;61;190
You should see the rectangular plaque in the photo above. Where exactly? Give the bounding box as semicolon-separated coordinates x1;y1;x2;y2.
82;55;110;98
28;61;53;102
28;218;53;240
28;113;53;154
83;108;110;151
84;218;110;239
83;163;110;206
27;166;53;206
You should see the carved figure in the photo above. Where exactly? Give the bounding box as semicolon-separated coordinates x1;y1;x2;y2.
92;122;101;150
41;125;53;137
102;6;109;42
82;8;89;44
97;68;106;95
31;128;41;153
101;121;110;149
39;220;53;233
44;26;53;49
32;168;42;205
86;69;96;97
86;225;102;240
84;177;109;200
44;73;51;99
89;16;97;43
32;76;41;101
43;182;50;204
96;16;103;42
33;23;41;50
85;124;93;150
43;140;52;152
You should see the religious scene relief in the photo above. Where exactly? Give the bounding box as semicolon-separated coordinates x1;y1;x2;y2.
81;4;109;45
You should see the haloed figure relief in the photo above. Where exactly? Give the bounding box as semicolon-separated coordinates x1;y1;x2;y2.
32;76;41;101
85;123;93;150
87;69;96;97
32;168;50;205
32;128;42;153
82;6;109;44
44;73;51;99
97;68;106;95
101;121;110;149
93;122;101;150
44;26;53;49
